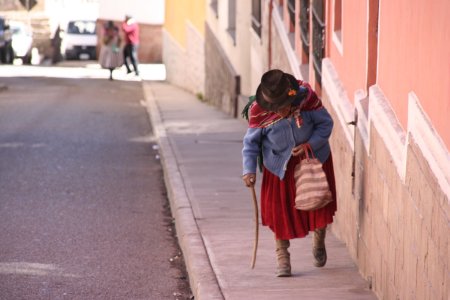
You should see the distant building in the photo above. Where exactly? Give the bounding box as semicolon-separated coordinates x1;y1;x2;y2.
97;0;164;63
163;1;449;299
0;0;163;63
0;0;100;60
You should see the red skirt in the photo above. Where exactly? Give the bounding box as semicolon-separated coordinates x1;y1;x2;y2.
261;154;337;240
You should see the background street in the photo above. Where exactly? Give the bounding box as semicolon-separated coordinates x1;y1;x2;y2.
0;65;190;300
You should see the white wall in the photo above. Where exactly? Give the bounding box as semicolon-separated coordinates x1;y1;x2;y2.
206;0;252;95
44;0;100;35
236;0;252;96
98;0;164;24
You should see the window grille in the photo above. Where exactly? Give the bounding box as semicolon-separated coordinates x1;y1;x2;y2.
287;0;295;29
299;0;310;57
312;0;325;84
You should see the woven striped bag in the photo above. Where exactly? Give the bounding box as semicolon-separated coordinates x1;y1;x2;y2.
294;144;332;211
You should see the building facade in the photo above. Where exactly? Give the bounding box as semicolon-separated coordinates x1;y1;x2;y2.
319;0;449;298
163;0;205;95
163;1;449;298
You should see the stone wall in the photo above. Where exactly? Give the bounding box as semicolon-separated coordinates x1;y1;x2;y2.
205;23;240;117
322;59;449;300
0;0;22;11
349;125;448;299
163;29;184;90
163;22;204;96
184;22;205;96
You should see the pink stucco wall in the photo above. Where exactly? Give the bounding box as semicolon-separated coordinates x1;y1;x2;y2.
327;0;367;102
377;0;450;148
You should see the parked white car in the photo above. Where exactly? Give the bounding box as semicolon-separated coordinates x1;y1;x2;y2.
61;20;97;60
10;21;33;64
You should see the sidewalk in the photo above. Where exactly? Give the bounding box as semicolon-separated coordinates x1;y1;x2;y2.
143;81;377;300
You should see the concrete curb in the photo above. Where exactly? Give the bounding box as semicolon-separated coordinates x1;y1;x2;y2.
142;82;224;300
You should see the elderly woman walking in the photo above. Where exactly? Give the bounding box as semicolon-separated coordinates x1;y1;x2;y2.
99;21;123;80
242;69;337;277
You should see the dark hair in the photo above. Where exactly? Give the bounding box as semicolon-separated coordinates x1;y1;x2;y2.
105;20;115;29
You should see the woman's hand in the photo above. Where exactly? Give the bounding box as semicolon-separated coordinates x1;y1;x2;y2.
292;144;306;157
242;173;256;187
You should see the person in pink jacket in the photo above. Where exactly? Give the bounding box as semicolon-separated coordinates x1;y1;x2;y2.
121;15;140;76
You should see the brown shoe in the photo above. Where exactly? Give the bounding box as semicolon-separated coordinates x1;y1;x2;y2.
313;228;327;267
275;239;291;277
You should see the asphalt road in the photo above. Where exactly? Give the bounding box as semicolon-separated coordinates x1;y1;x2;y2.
0;71;191;299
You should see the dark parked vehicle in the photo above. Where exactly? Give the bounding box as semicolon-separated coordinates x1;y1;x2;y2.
0;17;14;64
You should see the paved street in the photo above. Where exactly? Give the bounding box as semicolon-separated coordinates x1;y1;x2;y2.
0;66;190;299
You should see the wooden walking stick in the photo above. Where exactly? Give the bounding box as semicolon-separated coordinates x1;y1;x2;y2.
250;184;259;269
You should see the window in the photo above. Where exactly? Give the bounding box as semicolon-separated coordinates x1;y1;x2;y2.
312;0;325;84
299;0;310;57
67;21;96;35
211;0;219;18
334;0;342;41
287;0;295;30
251;0;262;37
227;0;236;43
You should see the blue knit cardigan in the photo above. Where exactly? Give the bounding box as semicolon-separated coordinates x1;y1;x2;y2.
242;105;333;180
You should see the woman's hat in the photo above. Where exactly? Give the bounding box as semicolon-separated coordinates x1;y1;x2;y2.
256;69;299;111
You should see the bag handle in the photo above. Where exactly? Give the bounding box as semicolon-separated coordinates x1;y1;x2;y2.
302;144;316;160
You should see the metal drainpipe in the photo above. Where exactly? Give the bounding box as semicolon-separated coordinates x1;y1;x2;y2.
268;0;274;69
348;110;358;194
233;76;241;118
